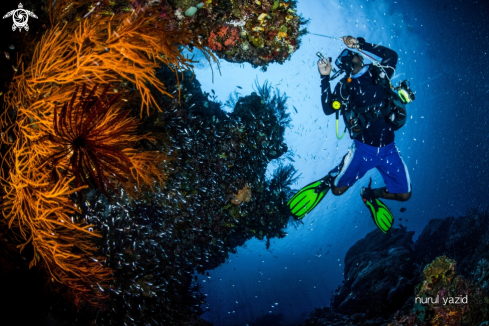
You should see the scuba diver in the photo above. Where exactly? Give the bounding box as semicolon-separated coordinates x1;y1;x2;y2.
287;36;413;234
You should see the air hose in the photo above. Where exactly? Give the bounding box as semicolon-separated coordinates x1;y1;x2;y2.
335;110;346;140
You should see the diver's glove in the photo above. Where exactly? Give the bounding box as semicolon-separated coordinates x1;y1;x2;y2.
357;37;366;49
341;36;359;48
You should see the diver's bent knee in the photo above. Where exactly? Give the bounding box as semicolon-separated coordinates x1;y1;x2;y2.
397;192;411;201
332;186;348;196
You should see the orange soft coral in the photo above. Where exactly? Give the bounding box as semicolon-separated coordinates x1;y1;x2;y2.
3;6;217;119
0;5;214;307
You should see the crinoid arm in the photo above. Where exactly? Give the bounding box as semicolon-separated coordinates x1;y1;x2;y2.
39;83;169;197
44;84;136;196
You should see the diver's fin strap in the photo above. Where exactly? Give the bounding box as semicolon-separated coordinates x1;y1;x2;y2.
319;173;334;188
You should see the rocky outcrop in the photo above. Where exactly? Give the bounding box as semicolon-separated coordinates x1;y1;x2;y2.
330;227;417;318
414;209;489;279
389;255;489;326
413;217;454;265
301;209;489;326
301;307;391;326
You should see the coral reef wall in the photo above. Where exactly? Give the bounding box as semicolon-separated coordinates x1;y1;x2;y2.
70;65;298;325
0;2;195;306
0;0;305;323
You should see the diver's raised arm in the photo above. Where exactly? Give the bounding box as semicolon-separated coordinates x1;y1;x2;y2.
357;37;398;77
317;56;332;76
318;58;336;116
320;75;342;116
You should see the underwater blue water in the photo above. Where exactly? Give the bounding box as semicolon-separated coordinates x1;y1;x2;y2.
190;0;489;324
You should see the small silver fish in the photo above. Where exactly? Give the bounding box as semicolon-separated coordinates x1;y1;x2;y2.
4;52;10;59
9;45;14;50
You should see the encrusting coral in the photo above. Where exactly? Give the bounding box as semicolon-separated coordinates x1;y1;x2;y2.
389;256;489;326
168;0;308;68
420;255;457;293
0;2;216;307
208;24;242;51
231;183;252;205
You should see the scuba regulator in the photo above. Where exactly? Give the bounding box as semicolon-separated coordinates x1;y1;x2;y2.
394;80;415;104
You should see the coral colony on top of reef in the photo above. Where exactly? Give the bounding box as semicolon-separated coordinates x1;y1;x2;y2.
168;0;308;69
0;0;304;324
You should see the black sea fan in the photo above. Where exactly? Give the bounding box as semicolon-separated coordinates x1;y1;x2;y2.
253;79;292;128
44;84;137;195
269;164;299;197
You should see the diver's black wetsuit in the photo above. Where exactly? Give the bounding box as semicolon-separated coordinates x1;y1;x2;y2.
320;38;398;147
318;38;410;195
